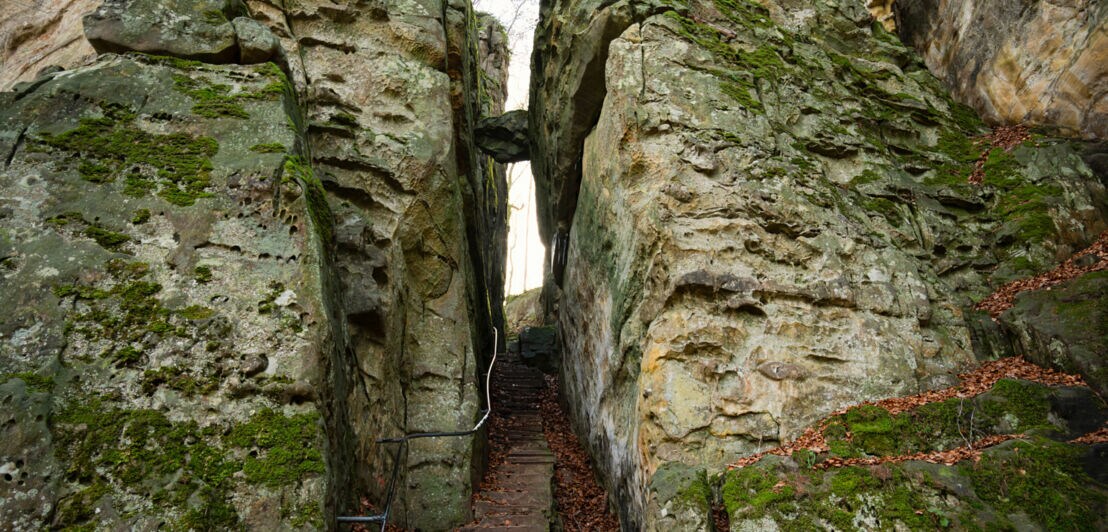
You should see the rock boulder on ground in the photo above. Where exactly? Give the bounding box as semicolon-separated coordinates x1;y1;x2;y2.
1001;271;1108;398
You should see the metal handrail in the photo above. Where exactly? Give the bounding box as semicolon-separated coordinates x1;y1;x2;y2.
337;328;499;529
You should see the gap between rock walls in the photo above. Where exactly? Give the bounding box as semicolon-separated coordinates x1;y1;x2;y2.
1;0;1106;531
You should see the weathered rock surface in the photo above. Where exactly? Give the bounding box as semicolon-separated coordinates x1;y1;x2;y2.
0;54;328;530
83;0;241;62
476;109;530;163
529;0;672;252
894;0;1108;139
530;0;1108;528
0;0;99;91
1000;271;1108;398
232;16;282;65
1;0;510;529
268;2;511;527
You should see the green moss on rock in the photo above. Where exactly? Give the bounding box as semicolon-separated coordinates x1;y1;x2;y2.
53;259;224;367
36;103;218;207
283;156;334;245
225;408;325;487
0;372;54;393
130;208;151;225
967;437;1106;530
194;265;213;283
821;379;1069;458
723;435;1105;531
140;365;217;397
52;398;235;508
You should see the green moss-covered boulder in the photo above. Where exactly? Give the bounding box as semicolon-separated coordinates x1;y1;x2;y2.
1000;271;1108;398
725;437;1108;531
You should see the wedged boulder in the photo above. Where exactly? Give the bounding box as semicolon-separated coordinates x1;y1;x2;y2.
505;287;543;332
83;0;239;62
515;325;558;373
232;16;281;65
475;109;530;163
1001;271;1108;398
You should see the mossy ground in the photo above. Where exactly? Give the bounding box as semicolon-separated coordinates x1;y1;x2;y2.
822;379;1056;459
717;378;1105;530
723;436;1104;531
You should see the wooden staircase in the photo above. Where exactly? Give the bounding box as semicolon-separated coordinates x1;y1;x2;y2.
458;351;556;531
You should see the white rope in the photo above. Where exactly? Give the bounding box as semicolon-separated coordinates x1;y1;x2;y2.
473;326;498;431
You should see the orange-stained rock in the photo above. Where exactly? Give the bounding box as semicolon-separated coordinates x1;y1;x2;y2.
895;0;1107;139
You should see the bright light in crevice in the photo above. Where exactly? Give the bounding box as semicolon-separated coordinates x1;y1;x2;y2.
477;0;544;296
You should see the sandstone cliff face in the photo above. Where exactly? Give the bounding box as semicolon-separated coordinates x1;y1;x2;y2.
895;0;1108;139
530;0;1107;528
0;0;98;91
0;0;508;529
1;55;329;529
272;2;509;526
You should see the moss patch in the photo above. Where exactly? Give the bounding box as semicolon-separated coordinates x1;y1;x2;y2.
249;142;287;153
968;437;1105;530
52;398;324;528
194;265;213;283
130;208;151;225
51;397;241;529
53;258;221;367
283;156;334;245
36;102;218;207
0;372;54;393
140;365;217;397
225;408;325;487
46;212;132;252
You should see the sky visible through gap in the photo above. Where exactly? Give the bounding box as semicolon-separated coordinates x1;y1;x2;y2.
476;0;544;296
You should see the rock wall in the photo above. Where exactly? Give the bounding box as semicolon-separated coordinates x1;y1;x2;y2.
529;0;1107;528
0;0;508;529
894;0;1108;139
0;0;98;91
271;1;508;526
0;54;330;530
